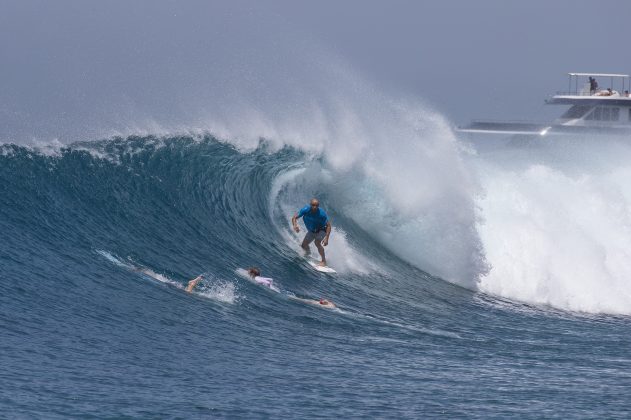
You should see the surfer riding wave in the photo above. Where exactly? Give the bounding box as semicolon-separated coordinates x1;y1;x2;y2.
291;198;332;267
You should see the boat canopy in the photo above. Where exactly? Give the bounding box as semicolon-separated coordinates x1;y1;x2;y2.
568;73;629;78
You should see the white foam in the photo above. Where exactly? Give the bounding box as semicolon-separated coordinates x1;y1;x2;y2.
476;151;631;315
196;281;239;304
97;250;238;304
136;268;181;288
257;89;485;284
271;152;483;284
96;249;133;269
269;165;384;275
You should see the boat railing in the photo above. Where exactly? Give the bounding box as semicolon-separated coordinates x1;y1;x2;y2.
554;91;594;96
469;118;548;124
553;91;631;98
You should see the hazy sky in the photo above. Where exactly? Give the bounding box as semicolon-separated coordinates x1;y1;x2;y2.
2;0;630;143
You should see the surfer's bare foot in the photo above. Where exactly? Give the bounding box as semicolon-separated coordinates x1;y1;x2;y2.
318;261;327;267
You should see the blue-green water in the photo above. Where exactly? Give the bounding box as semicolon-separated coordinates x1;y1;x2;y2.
2;136;631;418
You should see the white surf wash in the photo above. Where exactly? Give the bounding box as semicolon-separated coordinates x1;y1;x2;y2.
214;57;487;287
269;166;383;275
97;250;238;304
473;137;631;314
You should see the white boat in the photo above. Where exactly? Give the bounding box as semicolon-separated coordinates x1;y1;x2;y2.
459;73;631;136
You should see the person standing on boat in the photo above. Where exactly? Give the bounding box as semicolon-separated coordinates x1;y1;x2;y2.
589;77;598;95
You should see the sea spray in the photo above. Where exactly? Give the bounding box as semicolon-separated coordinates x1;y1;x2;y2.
473;137;631;314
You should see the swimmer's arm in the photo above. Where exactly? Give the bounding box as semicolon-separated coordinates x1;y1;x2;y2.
185;275;203;293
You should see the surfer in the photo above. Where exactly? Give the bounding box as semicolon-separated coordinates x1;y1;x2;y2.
291;198;331;267
290;296;337;309
245;267;275;289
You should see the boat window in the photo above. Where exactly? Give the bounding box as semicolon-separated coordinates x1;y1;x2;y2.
585;107;620;121
561;105;592;119
611;108;620;121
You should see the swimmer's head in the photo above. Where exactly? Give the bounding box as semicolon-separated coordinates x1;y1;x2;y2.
247;267;261;277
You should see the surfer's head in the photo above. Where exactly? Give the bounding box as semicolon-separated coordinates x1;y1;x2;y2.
310;198;319;211
247;267;261;278
319;299;328;305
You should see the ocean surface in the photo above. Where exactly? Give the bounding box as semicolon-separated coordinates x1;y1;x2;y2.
3;134;631;418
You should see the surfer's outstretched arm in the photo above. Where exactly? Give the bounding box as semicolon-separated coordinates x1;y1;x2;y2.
291;213;301;233
185;275;204;293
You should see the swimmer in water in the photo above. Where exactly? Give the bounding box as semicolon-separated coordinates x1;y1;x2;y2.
245;267;275;289
188;268;273;293
185;274;204;292
291;296;337;309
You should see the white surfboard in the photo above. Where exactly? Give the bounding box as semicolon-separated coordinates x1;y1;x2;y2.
308;260;336;273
